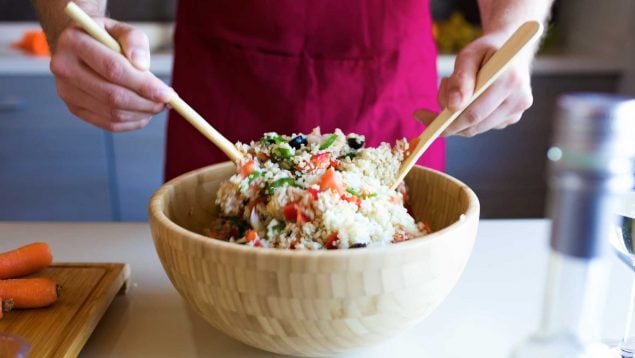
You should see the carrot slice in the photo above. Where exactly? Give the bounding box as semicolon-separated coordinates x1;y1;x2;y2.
245;230;258;242
12;30;51;57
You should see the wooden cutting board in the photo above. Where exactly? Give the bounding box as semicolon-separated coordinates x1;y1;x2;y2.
0;263;130;358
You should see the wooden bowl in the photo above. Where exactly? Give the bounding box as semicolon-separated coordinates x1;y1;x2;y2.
148;162;479;356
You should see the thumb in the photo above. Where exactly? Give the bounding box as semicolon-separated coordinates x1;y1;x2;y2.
413;109;438;126
103;19;151;71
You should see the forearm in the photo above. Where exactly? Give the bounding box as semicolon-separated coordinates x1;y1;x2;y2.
477;0;554;37
31;0;107;51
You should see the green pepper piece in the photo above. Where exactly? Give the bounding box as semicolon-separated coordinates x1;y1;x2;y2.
267;177;296;195
272;145;292;160
319;134;338;150
260;134;286;146
228;216;248;237
345;187;377;199
345;187;361;197
274;220;286;232
247;170;261;184
337;152;356;160
265;220;287;239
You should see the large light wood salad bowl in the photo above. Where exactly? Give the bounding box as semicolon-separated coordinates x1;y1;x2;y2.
148;162;479;356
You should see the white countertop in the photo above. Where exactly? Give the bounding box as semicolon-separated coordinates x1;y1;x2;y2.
0;23;626;77
0;219;631;357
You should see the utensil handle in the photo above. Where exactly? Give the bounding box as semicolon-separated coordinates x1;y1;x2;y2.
169;96;243;161
64;2;243;163
392;20;544;189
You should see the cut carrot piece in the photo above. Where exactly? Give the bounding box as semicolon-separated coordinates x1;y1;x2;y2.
245;230;258;242
12;30;51;57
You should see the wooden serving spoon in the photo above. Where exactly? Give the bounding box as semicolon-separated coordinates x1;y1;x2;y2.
391;20;544;190
64;2;243;162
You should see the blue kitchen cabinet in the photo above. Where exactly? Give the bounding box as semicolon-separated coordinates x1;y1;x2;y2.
110;88;169;221
0;75;113;220
0;71;623;220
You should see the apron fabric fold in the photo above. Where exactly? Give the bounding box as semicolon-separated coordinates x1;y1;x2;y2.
166;0;444;180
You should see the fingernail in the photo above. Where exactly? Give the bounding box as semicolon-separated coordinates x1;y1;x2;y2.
155;87;173;102
448;92;462;109
131;49;150;70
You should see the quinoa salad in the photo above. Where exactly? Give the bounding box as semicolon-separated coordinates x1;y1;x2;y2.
208;128;430;249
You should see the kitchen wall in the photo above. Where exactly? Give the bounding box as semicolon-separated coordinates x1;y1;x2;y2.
0;0;481;23
0;0;176;21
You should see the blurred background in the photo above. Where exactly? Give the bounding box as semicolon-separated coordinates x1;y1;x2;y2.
0;0;634;221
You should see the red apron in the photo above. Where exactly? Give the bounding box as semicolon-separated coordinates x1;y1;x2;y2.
165;0;444;181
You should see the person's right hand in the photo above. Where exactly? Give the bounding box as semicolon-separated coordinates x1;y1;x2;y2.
50;18;173;132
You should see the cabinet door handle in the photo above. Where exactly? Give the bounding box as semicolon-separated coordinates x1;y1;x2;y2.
0;96;28;113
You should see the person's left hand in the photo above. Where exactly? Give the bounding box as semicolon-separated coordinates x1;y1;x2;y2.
415;32;535;137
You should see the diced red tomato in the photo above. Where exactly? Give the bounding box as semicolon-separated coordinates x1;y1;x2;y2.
392;231;409;243
311;152;331;170
307;187;319;200
319;168;345;195
340;194;361;208
240;160;255;177
257;152;269;161
283;203;308;224
330;159;340;168
283;204;297;221
325;232;340;250
421;222;431;233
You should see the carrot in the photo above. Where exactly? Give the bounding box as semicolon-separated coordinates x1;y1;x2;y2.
2;298;14;312
0;278;61;309
0;242;53;279
1;297;14;321
245;230;258;242
12;30;51;57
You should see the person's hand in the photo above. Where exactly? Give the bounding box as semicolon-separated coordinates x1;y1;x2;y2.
415;32;534;137
50;18;173;132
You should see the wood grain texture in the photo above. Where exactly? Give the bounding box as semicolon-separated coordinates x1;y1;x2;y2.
0;263;130;358
148;162;480;356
